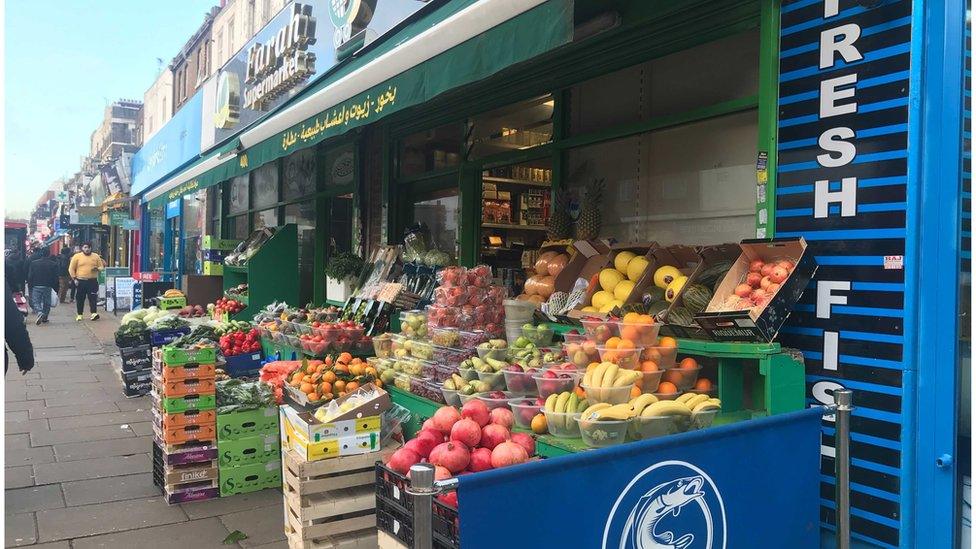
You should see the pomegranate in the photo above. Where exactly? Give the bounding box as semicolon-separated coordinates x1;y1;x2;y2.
406;464;452;481
745;272;762;288
734;284;752;298
777;260;795;271
766;282;781;294
489;408;514;429
460;399;491;427
510;432;536;456
450;418;482;448
749;288;767;303
428;441;470;474
431;406;462;433
469;447;494;472
769;266;789;284
749;259;765;273
760;276;772;289
438;492;459;508
480;424;511;450
422;418;438;432
490;441;529;468
387;447;421;474
403;439;424;456
413;430;443;458
760;263;775;277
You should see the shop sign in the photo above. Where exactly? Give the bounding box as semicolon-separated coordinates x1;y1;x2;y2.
457;408;823;549
130;91;204;195
166;199;181;219
201;0;429;150
121;218;140;231
139;272;160;282
56;190;68;202
74;206;101;225
774;1;912;546
109;211;133;227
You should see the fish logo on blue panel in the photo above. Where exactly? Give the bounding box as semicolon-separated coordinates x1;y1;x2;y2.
604;461;727;549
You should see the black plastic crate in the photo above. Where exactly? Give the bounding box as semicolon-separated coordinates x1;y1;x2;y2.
374;463;460;548
433;499;460;549
116;332;150;348
376;495;415;546
375;462;414;513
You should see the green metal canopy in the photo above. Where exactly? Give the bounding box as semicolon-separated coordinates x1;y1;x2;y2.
146;0;572;208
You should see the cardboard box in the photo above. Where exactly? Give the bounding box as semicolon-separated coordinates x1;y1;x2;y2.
218;460;282;497
121;369;152;398
602;242;659;305
152;390;216;414
120;344;152;372
153;421;216;445
695;238;818;342
553;240;611;294
155;362;216;383
202;261;223;276
661;243;741;339
217;407;279;440
279;404;383;443
154;460;219;487
223;352;263;378
201;249;227;262
202;236;240;251
217;434;280;467
153;375;216;398
153;408;216;430
281;422;382;462
152;439;217;466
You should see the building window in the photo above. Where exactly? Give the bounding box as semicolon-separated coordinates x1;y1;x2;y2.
227;17;235;55
216;29;224;64
252;162;279;209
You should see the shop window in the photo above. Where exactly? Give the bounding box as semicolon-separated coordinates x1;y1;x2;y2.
412;189;459;261
228;214;249;240
252;162;279;208
564;109;758;245
480;158;552;270
328;194;354;256
398;123;463;178
567;30;759;136
467;96;553;160
323;143;357;188
253;208;278;230
147;204;165;270
183;191;205;275
283;148;317;200
228;174;249;214
206;186;220;235
284;200;316;305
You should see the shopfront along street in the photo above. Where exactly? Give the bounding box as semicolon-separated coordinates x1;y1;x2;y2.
4;0;972;548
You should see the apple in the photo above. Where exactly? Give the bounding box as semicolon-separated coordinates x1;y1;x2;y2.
749;260;765;273
734;284;752;298
769;266;789;284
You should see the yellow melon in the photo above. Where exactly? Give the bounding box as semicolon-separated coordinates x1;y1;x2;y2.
627;257;649;282
599;269;625;292
614;251;636;273
614;280;635;302
591;290;613;310
653;265;682;289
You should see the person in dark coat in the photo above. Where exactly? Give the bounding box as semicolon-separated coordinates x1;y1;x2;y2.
5;251;26;293
57;248;73;303
5;282;34;374
27;248;59;324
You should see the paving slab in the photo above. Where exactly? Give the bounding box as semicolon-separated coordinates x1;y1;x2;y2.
33;453;150;484
62;473;162;506
48;410;151;430
19;542;70;549
70;517;232;549
6;445;56;466
5;484;65;513
5;410;29;421
181;488;283;519
6;400;46;412
43;393;130;407
29;401;120;419
249;541;290;549
128;421;156;436
5;418;50;435
218;505;287;547
5;512;37;547
114;397;153;411
6;465;35;489
52;435;152;462
30;423;138;446
36;496;188;542
6;433;31;449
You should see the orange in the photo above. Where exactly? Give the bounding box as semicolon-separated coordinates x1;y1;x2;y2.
658;336;678;348
605;336;621;349
640;360;659;373
319;381;332;395
322;371;337;384
574;385;587;399
315;363;327;374
374;379;384;388
657;381;678;394
338;352;353;364
351;357;363;365
334;364;349;374
623;312;641;323
334;380;346;393
300;382;314;394
309;372;322;383
324;356;334;366
694;378;713;391
679;357;698;370
530;413;548;435
346;381;360;392
349;363;364;376
638;314;655;325
620;325;641;342
308;393;320;401
644;348;662;362
630;385;642;398
365;367;377;377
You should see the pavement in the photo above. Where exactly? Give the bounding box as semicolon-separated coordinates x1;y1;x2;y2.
5;304;288;549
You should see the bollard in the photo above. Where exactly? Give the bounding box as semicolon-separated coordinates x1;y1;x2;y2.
407;463;435;549
834;389;853;549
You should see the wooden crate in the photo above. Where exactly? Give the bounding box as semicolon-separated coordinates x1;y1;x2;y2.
282;446;397;549
378;530;408;549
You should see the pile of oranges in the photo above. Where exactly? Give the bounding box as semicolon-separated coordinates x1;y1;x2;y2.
287;352;380;403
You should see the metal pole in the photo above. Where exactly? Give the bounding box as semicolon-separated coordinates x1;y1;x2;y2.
834;389;853;549
407;464;434;549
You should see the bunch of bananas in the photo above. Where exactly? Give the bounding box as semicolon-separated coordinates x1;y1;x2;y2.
581;393;721;421
543;391;589;431
163;289;185;299
581;362;641;401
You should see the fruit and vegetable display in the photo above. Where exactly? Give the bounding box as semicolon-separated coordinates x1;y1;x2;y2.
225;283;248;300
115;319;149;340
148;314;190;331
219;328;262;357
212;297;246;316
516;250;570;303
121;306;174;326
580;250;651;314
709;258;797;313
176;304;208;318
286;353;379;404
215;378;275;414
426;265;505;336
258;360;303;403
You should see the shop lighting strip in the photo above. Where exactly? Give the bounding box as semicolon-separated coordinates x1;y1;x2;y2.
237;0;548;150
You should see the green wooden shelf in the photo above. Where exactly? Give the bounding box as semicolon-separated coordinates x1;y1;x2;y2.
223;265;248;274
223;225;299;321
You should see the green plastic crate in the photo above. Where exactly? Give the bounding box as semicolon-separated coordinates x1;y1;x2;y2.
159;296;187;310
160;394;216;414
161;346;217;366
217;434;280;467
219;460;281;497
217;407;279;440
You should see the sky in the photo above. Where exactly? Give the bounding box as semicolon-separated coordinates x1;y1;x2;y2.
4;0;217;217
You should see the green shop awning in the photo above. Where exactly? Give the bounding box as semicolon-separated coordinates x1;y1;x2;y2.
147;0;572;208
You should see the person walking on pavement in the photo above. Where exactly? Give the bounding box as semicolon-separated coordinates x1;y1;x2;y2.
57;247;73;303
26;247;59;325
5;282;35;375
69;243;104;321
5;250;27;294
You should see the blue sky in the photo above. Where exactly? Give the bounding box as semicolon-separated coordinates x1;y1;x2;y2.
4;0;217;216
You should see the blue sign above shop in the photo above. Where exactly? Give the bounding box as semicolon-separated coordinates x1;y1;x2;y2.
130;91;204;196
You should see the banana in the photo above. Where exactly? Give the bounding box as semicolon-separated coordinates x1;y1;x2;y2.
600;364;619;388
545;394;558;412
611;370;639;387
589;362;609;388
641;400;693;418
576;398;589;413
594;403;635;420
567;393;579;415
707;398;721;406
554;392;571;413
693;401;722;413
684;394;710;410
581;402;612;417
582;369;594;387
630;394;659;415
675;393;697;404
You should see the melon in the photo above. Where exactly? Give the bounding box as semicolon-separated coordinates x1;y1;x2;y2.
599;269;625;292
653;266;682;289
591;290;613;310
581;306;599;313
668;306;694;326
681;284;712;314
537;276;555;298
697;260;733;286
665;276;689;302
646;300;670;316
613;280;636;302
614;251;636;273
627;257;650;282
547;254;569;277
643;287;666;303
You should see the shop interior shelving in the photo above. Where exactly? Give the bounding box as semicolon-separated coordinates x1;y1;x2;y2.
222;223;298;321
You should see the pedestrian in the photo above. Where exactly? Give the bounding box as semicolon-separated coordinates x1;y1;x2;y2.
5;282;35;375
26;247;59;325
69;242;105;321
57;247;73;303
5;250;26;293
68;246;81;302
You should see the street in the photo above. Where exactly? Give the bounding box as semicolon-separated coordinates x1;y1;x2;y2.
4;305;287;548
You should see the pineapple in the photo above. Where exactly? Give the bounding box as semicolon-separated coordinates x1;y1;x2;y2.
575;178;605;240
547;190;573;239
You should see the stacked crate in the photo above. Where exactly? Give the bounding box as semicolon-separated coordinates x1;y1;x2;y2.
217;406;282;498
202;236;240;276
117;331;152;398
151;345;219;504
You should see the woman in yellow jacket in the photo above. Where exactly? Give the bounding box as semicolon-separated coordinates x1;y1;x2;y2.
68;243;105;321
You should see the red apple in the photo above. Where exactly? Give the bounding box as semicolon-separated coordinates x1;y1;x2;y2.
745;272;762;288
769;266;789;284
749;260;765;273
734;284;753;298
